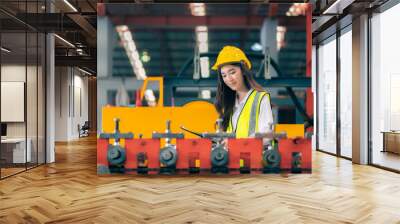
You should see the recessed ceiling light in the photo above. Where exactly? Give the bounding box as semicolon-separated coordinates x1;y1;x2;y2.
63;0;78;12
1;47;11;53
54;34;75;48
78;67;92;76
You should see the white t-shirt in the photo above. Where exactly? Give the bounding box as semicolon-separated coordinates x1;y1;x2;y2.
231;89;274;142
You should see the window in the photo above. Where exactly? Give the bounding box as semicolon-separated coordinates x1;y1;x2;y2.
317;35;337;154
339;27;352;158
371;3;400;171
0;1;47;179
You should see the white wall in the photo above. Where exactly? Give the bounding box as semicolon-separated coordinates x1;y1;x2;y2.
1;65;26;142
1;65;29;138
1;64;45;163
55;67;68;141
55;67;89;141
72;72;89;138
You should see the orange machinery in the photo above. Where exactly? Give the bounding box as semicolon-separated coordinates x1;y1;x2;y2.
97;119;311;174
98;77;311;175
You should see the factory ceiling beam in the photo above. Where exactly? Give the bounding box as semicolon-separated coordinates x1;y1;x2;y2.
164;77;311;88
111;16;306;30
111;16;265;28
268;3;279;17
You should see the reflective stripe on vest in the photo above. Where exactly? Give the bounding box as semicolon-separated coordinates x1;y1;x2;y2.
227;90;269;138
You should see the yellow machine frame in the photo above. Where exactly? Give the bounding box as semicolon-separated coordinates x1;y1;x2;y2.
102;77;304;141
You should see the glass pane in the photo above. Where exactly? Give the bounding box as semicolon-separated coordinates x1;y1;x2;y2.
317;36;337;154
371;4;400;171
38;32;45;165
26;0;39;169
1;29;27;177
27;31;38;169
0;1;46;178
339;28;352;158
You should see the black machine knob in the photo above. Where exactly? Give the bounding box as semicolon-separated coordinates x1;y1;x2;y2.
137;152;146;161
99;118;133;167
211;144;229;167
292;152;302;168
262;139;281;172
214;151;225;161
291;152;302;173
159;145;178;167
262;149;281;169
137;152;147;165
152;120;182;170
107;145;127;166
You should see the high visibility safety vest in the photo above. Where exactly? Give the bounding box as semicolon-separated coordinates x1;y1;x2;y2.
227;89;270;138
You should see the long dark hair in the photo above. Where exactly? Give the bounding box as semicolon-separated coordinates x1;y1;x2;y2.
214;61;264;131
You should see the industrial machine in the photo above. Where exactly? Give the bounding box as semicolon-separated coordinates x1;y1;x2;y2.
97;117;311;175
98;76;311;175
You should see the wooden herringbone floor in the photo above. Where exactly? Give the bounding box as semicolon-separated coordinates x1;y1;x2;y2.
1;136;400;224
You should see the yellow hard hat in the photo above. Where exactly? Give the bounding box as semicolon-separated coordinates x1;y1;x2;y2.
211;45;252;70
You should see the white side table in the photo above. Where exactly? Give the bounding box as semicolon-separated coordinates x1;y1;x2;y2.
1;138;31;163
